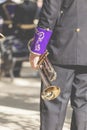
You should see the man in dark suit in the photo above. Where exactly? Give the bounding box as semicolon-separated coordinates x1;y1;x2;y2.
29;0;87;130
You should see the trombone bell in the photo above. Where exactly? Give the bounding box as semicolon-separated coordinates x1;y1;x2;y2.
41;86;60;100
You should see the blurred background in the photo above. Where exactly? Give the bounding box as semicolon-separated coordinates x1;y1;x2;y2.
0;0;72;130
0;0;43;78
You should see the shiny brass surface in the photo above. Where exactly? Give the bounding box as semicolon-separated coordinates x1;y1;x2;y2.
0;33;5;40
41;86;60;100
38;51;61;100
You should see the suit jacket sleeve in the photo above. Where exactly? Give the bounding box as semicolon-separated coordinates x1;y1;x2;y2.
38;0;63;30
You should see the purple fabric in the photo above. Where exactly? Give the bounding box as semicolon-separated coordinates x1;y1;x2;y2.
30;27;52;54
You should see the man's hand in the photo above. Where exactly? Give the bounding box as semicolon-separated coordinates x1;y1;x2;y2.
29;52;41;69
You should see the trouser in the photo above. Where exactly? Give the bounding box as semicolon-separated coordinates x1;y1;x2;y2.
40;65;87;130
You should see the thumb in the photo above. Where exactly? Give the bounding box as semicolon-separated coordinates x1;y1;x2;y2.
33;56;40;68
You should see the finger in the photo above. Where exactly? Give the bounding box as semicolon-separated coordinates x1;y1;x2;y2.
33;56;40;67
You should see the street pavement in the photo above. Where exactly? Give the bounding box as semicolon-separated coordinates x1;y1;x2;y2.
0;62;72;130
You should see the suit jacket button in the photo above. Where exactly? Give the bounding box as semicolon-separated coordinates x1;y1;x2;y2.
61;10;63;14
76;28;80;32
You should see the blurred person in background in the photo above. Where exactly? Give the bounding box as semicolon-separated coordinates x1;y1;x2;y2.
13;0;38;43
34;0;43;25
29;0;87;130
11;0;39;77
0;0;29;77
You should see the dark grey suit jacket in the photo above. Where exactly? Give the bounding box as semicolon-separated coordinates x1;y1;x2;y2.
38;0;87;65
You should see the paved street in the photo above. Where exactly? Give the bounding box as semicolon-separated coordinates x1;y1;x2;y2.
0;62;72;130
